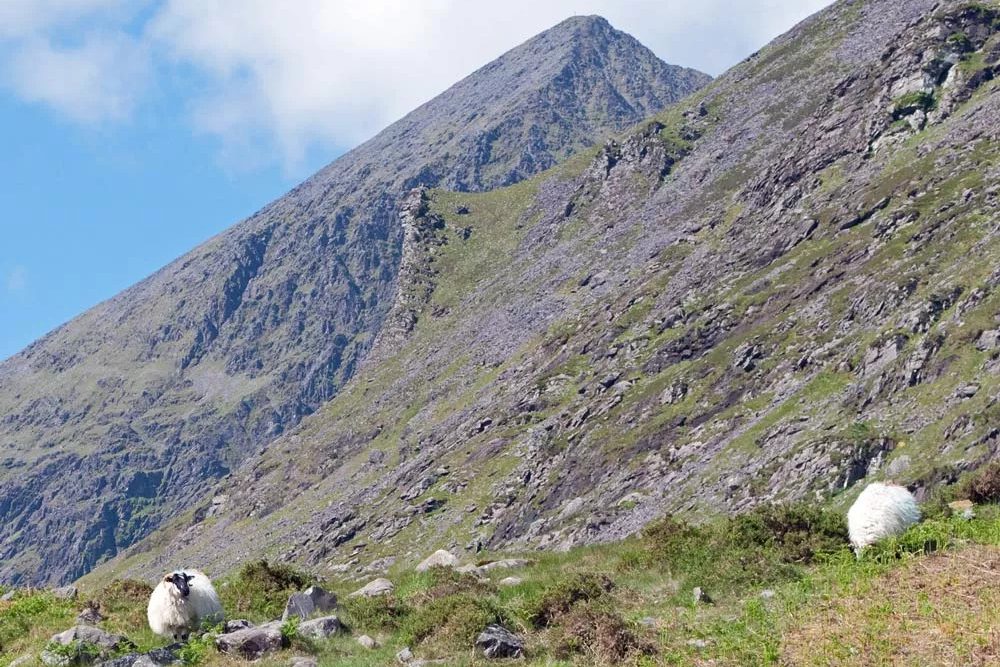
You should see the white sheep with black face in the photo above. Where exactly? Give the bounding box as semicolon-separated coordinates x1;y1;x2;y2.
147;569;224;641
847;482;921;554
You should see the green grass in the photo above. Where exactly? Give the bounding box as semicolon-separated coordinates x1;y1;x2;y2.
10;497;1000;665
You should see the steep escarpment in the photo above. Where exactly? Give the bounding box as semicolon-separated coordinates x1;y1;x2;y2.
0;17;709;586
85;0;1000;584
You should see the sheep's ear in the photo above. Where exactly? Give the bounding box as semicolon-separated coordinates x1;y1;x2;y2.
163;575;173;582
184;573;194;582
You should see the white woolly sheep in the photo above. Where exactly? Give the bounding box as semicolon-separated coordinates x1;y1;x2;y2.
847;482;921;554
147;569;224;640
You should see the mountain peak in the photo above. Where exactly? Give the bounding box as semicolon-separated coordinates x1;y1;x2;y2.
0;13;709;585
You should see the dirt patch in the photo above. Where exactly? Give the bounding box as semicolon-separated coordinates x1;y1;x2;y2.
782;546;1000;666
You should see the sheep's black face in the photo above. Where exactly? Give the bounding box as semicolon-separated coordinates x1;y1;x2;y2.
168;572;193;597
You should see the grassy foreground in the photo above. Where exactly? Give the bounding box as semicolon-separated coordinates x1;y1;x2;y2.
3;491;1000;666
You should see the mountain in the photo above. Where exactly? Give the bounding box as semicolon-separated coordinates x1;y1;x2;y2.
0;17;709;585
80;0;1000;585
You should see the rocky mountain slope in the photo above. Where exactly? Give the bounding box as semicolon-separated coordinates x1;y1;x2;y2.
0;16;709;585
84;0;1000;585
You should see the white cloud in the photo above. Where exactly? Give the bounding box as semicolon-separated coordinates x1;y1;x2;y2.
4;33;149;123
5;266;27;294
0;0;126;39
149;0;832;165
0;0;833;161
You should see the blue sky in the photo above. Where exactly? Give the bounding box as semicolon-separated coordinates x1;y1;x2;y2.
0;0;831;361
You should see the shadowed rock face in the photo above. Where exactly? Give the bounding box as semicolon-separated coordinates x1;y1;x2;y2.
80;0;1000;584
0;17;709;585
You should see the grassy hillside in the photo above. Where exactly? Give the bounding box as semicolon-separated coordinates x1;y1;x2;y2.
6;473;1000;665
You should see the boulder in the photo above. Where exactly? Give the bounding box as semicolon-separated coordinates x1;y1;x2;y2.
52;585;79;600
215;621;286;660
415;550;459;572
95;646;180;667
357;634;378;649
288;658;317;667
477;558;533;572
50;626;134;652
498;576;523;587
396;647;414;663
76;605;104;626
297;615;342;639
475;624;525;659
282;586;337;620
349;577;394;597
222;619;253;633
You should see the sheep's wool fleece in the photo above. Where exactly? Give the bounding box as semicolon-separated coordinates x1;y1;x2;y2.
147;570;224;638
847;483;921;550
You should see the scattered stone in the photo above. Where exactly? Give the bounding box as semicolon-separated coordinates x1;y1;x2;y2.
44;626;135;666
77;603;104;626
215;621;286;660
760;589;776;600
282;586;337;620
349;577;395;597
10;657;33;667
976;329;1000;351
693;587;713;604
288;657;317;667
297;615;342;639
498;576;523;587
396;647;415;664
223;619;253;633
1;589;18;601
475;624;525;659
415;549;459;572
95;646;179;667
956;383;980;399
477;558;533;572
51;626;133;652
52;585;78;600
687;638;710;649
357;634;378;649
638;617;657;627
455;205;470;215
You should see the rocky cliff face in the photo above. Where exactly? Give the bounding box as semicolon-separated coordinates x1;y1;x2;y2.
81;0;1000;585
0;17;709;586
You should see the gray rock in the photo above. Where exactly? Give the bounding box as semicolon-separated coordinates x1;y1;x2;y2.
396;647;415;664
215;621;286;660
77;604;104;626
357;634;378;649
687;638;710;649
498;576;524;587
1;589;18;601
10;657;33;667
415;550;459;572
477;558;533;572
282;586;337;621
51;626;133;652
288;658;317;667
475;624;525;659
52;586;78;600
349;577;394;598
95;646;180;667
297;615;342;639
222;619;253;633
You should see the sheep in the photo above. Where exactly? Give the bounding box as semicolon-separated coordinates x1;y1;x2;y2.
147;569;224;640
847;482;921;554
